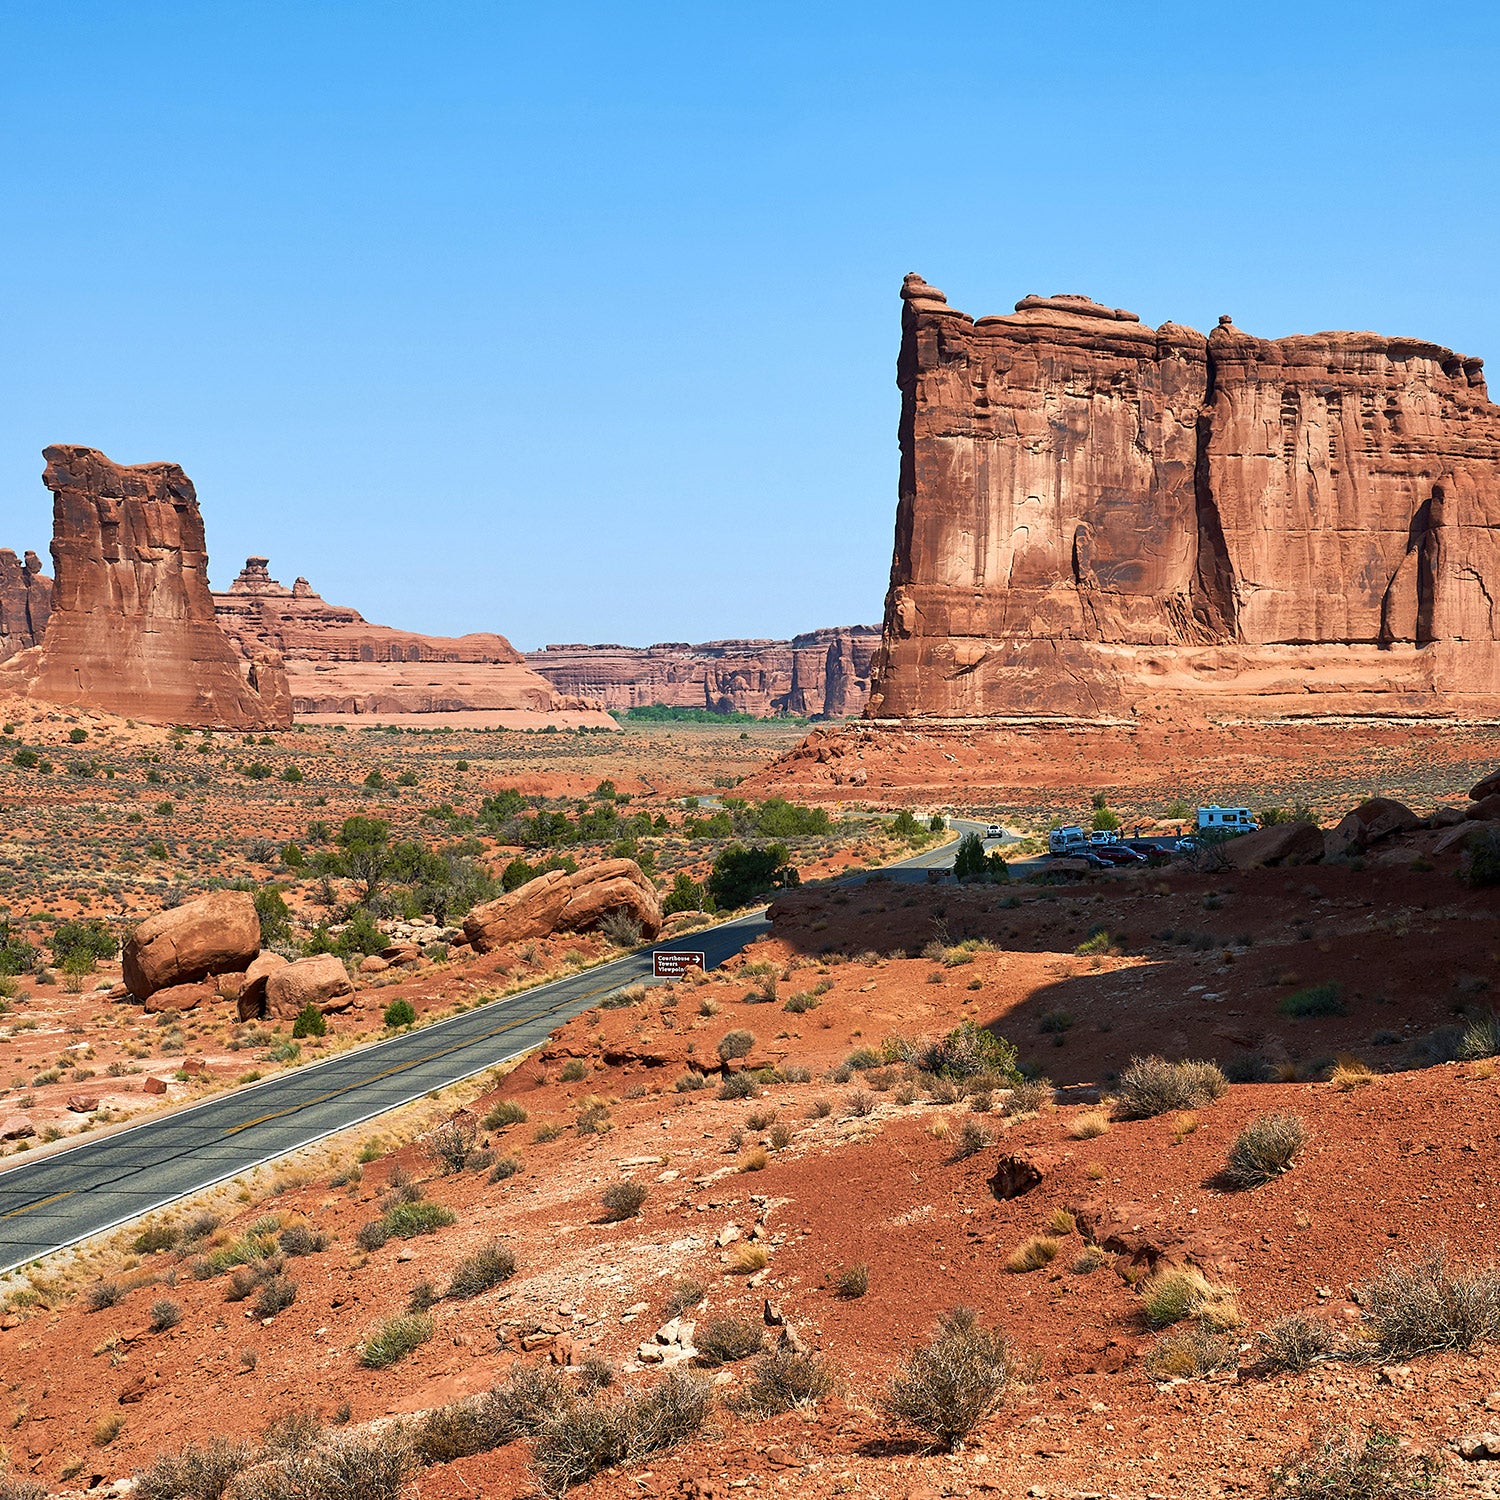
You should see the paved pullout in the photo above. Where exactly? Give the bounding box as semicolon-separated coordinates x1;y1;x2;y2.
0;827;1004;1272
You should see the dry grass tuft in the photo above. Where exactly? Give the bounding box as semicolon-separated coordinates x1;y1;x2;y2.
1067;1109;1110;1139
1139;1266;1240;1330
1004;1236;1060;1274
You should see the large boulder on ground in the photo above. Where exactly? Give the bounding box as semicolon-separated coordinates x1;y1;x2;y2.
238;952;290;1019
1323;797;1420;859
264;954;355;1021
1471;769;1500;802
1221;821;1326;870
462;859;662;954
123;891;261;1000
143;980;215;1015
1467;793;1500;822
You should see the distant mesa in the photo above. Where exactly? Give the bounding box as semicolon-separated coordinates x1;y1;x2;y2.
0;445;289;729
526;627;880;719
213;559;614;727
869;276;1500;720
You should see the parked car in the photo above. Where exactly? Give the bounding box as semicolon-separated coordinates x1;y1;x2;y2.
985;823;1003;838
1092;844;1147;865
1088;830;1119;846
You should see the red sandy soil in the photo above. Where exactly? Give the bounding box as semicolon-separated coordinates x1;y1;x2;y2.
6;815;1500;1496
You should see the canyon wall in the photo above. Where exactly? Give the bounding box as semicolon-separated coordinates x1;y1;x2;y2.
526;626;880;718
0;549;51;661
214;559;613;725
0;447;289;728
869;277;1500;720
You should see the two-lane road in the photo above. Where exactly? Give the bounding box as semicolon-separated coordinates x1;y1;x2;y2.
0;826;1005;1273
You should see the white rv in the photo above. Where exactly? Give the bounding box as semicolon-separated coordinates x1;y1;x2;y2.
1196;805;1256;832
1048;825;1088;855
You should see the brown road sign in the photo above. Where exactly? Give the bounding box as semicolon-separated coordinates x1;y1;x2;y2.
653;950;706;979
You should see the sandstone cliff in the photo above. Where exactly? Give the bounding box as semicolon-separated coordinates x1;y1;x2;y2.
0;447;289;728
0;550;50;662
526;626;879;718
213;559;613;725
870;277;1500;720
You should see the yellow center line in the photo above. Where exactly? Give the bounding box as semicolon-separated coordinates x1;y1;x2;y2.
1;1190;71;1221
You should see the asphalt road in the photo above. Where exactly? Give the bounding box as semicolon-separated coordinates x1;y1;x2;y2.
0;826;1000;1273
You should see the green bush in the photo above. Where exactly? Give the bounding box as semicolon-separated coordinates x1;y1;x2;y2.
751;798;830;837
291;1004;326;1039
384;998;417;1029
1224;1113;1307;1187
359;1313;434;1367
662;873;710;916
383;1200;456;1239
51;918;118;966
707;843;799;910
11;747;38;769
447;1241;518;1298
899;1021;1019;1083
255;888;292;946
1266;1425;1441;1500
953;832;1009;883
1278;982;1346;1018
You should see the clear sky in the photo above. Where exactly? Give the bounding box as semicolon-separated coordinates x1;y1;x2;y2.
4;2;1498;648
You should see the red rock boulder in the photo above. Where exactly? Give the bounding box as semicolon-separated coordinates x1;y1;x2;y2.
462;859;662;953
1221;821;1325;869
123;891;261;1001
238;951;290;1019
1324;797;1420;858
264;954;355;1021
143;980;215;1015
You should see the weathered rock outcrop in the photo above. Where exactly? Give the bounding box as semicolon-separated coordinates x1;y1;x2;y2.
461;859;662;952
869;277;1500;720
264;953;355;1020
213;558;612;725
0;448;290;727
123;891;262;1001
526;627;879;718
0;550;51;661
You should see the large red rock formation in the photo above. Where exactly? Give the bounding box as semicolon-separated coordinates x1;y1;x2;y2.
869;276;1500;720
0;447;289;727
0;550;51;661
213;558;613;725
526;626;879;718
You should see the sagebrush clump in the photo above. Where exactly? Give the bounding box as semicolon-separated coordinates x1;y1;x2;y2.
884;1307;1016;1452
1114;1056;1227;1119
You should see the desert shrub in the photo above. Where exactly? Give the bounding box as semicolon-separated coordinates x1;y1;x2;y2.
1140;1267;1240;1330
559;1059;589;1082
729;1242;769;1274
1067;1109;1110;1139
253;1275;298;1318
1143;1320;1239;1381
1115;1056;1228;1119
278;1222;330;1257
694;1316;764;1366
134;1437;256;1500
383;998;417;1029
884;1307;1016;1452
734;1349;836;1415
51;917;118;966
447;1240;518;1298
1461;829;1500;888
1359;1247;1500;1358
898;1020;1019;1082
600;911;643;948
1004;1077;1054;1115
355;1220;389;1251
951;1119;990;1159
290;1004;326;1039
359;1313;434;1367
149;1297;183;1332
835;1262;870;1298
1224;1113;1307;1188
664;1278;707;1320
576;1101;612;1133
1260;1311;1342;1372
718;1073;758;1100
675;1070;708;1092
718;1028;755;1061
1222;1049;1276;1083
383;1200;456;1239
488;1154;523;1183
424;1114;480;1174
260;1409;326;1456
1278;982;1346;1019
412;1395;510;1465
707;842;798;910
1005;1236;1060;1273
86;1279;124;1312
601;1180;649;1222
483;1099;528;1129
484;1361;573;1442
1459;1013;1500;1061
1265;1425;1442;1500
530;1370;709;1495
234;1430;415;1500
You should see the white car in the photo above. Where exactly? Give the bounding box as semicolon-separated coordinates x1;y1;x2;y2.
985;824;1003;838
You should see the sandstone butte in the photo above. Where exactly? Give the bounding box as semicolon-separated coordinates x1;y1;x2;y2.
525;626;880;718
212;557;615;728
0;548;51;661
0;446;290;729
868;275;1500;721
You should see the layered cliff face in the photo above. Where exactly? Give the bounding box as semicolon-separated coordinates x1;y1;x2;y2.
213;559;613;724
526;626;879;718
0;447;289;728
0;550;51;661
870;277;1500;720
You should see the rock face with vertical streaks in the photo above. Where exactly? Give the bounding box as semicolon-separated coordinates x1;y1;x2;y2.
868;276;1500;719
0;446;289;727
0;549;51;661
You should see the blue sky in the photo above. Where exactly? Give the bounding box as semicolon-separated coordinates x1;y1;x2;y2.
4;2;1498;647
